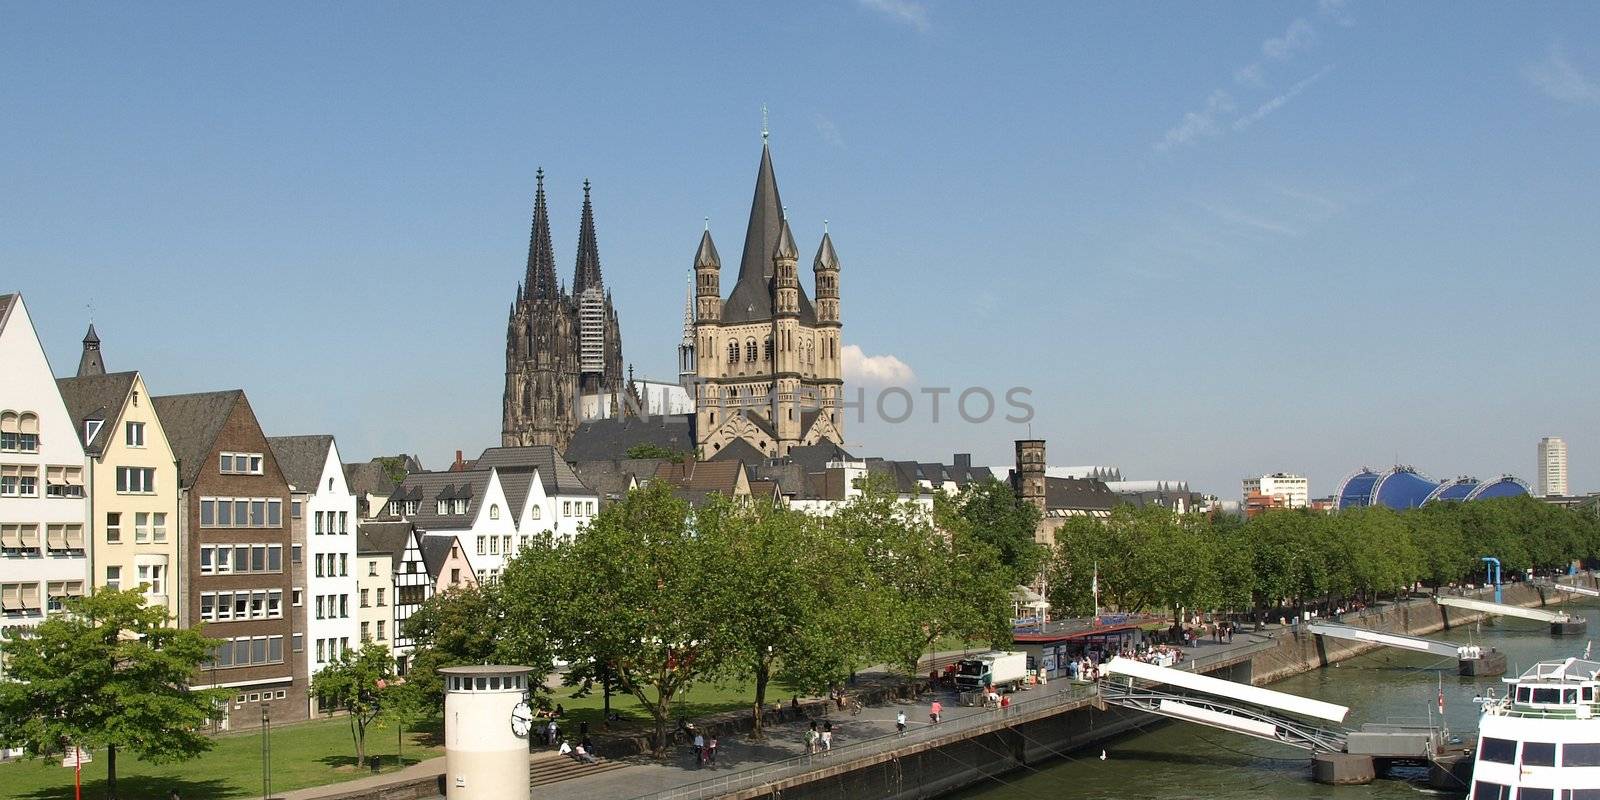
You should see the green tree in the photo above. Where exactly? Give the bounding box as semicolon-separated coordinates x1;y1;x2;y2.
502;481;740;756
311;644;397;768
952;478;1045;587
403;583;506;709
0;588;224;800
625;443;694;463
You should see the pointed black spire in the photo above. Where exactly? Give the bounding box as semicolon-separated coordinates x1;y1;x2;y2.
774;218;798;261
573;179;603;295
525;169;558;300
813;231;838;271
76;324;105;377
695;229;721;268
738;142;785;283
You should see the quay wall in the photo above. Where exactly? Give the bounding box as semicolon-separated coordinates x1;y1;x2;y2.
741;579;1589;800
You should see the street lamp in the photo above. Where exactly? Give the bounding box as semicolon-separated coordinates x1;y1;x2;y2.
260;704;271;800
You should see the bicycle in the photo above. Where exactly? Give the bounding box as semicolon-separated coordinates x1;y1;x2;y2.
844;696;863;716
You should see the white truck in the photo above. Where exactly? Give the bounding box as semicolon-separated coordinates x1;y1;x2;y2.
951;650;1029;693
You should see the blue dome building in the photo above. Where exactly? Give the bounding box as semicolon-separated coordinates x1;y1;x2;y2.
1335;467;1530;511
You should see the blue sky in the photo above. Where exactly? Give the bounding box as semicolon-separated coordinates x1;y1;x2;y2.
4;1;1597;498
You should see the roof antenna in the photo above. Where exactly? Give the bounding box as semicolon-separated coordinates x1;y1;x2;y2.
761;104;769;143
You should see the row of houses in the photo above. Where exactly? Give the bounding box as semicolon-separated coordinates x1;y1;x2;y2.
0;294;602;730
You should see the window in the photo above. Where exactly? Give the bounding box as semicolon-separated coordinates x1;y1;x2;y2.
745;339;757;362
46;524;85;553
489;504;500;520
0;412;40;452
291;500;302;519
219;452;264;475
105;565;121;590
338;553;347;576
502;535;511;554
368;560;377;576
1478;737;1516;764
45;581;83;612
314;511;323;535
45;466;84;498
136;564;164;596
530;505;541;520
1;524;38;555
198;544;281;574
1522;741;1556;767
316;595;325;620
339;594;349;618
292;589;303;607
339;511;348;533
376;620;385;641
135;512;150;543
489;535;498;555
291;544;302;564
563;501;571;516
376;588;385;606
361;622;371;642
477;536;486;556
727;341;739;363
451;568;460;585
106;513;122;543
2;465;40;497
437;500;448;515
315;554;324;577
1470;783;1509;800
315;639;326;664
1;582;42;613
1517;789;1552;800
125;421;145;447
115;466;155;494
151;512;167;542
1564;742;1600;767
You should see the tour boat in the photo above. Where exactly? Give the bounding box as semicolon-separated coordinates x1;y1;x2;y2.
1470;656;1600;799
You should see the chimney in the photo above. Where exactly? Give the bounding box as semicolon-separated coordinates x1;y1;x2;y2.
450;450;466;472
953;453;972;470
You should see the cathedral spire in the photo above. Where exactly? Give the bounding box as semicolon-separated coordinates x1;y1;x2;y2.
525;169;558;300
77;324;105;377
681;270;695;345
573;179;603;295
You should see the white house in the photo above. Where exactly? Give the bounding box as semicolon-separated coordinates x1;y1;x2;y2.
268;435;359;709
0;294;89;669
381;446;600;584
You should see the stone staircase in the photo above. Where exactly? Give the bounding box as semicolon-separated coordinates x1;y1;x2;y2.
529;751;627;788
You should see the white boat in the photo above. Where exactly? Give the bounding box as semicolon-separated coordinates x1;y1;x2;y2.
1471;656;1600;799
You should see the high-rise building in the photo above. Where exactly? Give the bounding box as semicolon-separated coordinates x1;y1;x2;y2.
1538;436;1568;497
1242;473;1309;509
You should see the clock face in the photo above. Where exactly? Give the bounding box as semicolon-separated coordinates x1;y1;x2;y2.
510;701;533;738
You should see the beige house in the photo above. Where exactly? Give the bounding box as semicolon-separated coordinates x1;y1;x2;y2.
355;522;402;652
57;342;182;621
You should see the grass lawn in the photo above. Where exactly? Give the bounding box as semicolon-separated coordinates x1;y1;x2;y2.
544;678;763;733
0;714;441;800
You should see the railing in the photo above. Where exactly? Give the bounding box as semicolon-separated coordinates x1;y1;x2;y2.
633;641;1276;800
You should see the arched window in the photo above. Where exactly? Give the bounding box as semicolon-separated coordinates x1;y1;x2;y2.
529;506;541;520
489;504;500;520
745;339;758;363
727;341;739;363
763;337;773;362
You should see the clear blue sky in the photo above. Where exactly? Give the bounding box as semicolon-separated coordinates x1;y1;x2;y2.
5;1;1597;498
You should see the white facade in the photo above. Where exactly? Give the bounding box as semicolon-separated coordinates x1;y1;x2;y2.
303;442;359;691
1242;473;1309;508
0;294;89;665
635;379;695;416
1538;436;1569;497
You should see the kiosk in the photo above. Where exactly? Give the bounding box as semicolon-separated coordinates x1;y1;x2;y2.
441;665;535;800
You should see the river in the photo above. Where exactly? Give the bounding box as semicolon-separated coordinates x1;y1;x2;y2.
953;596;1600;799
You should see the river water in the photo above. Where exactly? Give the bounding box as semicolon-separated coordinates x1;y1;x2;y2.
954;596;1600;799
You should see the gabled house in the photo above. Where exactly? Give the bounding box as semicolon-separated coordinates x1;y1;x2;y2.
152;389;306;728
0;295;88;665
268;434;359;713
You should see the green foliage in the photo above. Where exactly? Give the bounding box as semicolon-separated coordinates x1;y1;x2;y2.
950;477;1046;587
310;644;397;768
0;588;226;799
625;443;694;463
1046;497;1600;622
401;583;506;709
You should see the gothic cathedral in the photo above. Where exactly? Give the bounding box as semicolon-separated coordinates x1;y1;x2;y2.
685;138;845;458
501;172;625;450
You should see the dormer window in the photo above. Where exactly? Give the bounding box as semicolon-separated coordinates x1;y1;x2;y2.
85;420;104;445
405;500;418;516
437;500;448;515
453;499;468;515
489;504;500;520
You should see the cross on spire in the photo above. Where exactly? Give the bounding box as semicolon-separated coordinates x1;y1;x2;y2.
761;104;769;143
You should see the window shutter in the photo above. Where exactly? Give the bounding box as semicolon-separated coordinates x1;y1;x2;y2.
18;413;39;434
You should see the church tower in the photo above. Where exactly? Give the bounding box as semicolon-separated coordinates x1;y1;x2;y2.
502;172;625;451
77;324;106;377
691;134;845;458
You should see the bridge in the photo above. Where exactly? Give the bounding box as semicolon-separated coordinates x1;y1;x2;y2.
1306;621;1505;676
1098;656;1451;786
1436;595;1587;635
1544;581;1600;598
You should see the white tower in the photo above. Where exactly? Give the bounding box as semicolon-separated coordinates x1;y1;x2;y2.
1538;436;1569;497
441;665;534;800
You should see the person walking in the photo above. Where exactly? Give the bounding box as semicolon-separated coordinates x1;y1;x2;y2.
692;731;705;765
896;710;907;736
821;721;833;754
806;722;819;755
708;734;719;765
930;699;942;725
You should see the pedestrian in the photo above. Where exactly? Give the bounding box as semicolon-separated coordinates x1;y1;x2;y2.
546;720;559;748
1000;694;1011;710
805;722;819;755
930;699;942;725
896;710;907;736
555;703;565;717
821;721;833;754
692;731;704;764
579;719;589;739
708;734;719;764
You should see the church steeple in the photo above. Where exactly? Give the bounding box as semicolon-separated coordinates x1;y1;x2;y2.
573;180;603;295
525;169;558;300
77;324;105;377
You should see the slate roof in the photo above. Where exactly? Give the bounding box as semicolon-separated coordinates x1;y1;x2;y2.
783;442;853;473
653;460;746;494
1041;476;1119;512
723;143;816;325
151;390;244;486
357;521;414;557
813;232;838;270
382;470;490;531
694;229;720;268
267;435;335;493
751;461;808;497
418;535;458;580
55;371;137;454
472;446;591;496
570;458;661;506
707;437;766;465
344;455;420;500
0;294;16;333
865;459;923;495
565;414;697;462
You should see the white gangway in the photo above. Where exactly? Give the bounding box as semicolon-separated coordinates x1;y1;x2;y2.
1546;582;1600;598
1100;657;1349;722
1436;596;1572;623
1306;622;1475;659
